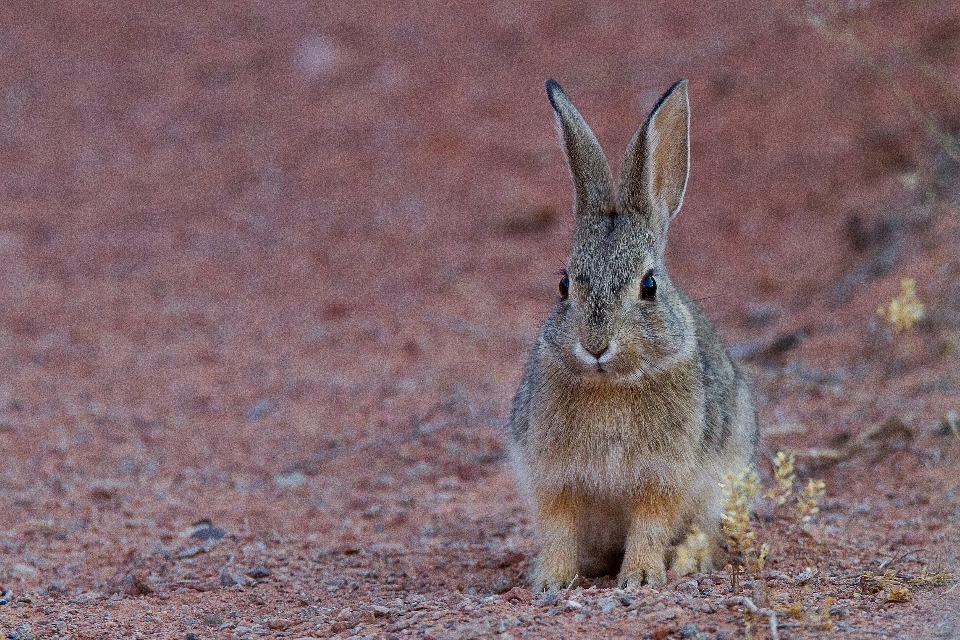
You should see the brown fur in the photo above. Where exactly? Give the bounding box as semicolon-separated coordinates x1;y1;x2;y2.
508;80;759;591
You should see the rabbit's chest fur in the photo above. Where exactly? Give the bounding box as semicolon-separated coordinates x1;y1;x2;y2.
521;365;706;496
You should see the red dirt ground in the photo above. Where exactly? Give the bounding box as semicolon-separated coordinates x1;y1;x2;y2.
1;2;959;639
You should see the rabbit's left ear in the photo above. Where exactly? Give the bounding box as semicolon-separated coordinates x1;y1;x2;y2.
618;80;690;224
545;79;615;218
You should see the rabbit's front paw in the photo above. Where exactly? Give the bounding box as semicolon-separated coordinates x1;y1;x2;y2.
617;556;666;589
533;555;580;592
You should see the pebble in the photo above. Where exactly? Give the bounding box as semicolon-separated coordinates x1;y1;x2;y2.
564;599;583;611
247;566;272;579
687;597;714;613
190;522;226;541
744;301;781;327
246;399;277;422
642;607;683;623
598;597;617;613
294;35;340;77
221;571;249;587
652;624;674;640
273;471;307;488
500;586;533;604
675;579;699;596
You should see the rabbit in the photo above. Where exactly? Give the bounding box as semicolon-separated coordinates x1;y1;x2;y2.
507;79;759;592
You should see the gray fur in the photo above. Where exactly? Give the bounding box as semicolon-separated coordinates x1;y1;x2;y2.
508;80;759;592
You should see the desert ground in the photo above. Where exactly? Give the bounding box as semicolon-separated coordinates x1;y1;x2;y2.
0;2;959;638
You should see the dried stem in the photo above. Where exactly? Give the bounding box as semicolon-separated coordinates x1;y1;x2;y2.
724;596;780;640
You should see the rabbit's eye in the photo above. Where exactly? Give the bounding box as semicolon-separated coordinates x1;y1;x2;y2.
640;272;656;300
559;273;569;300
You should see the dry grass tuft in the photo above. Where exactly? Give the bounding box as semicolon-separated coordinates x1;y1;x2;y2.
797;478;827;524
720;468;762;568
877;278;926;333
768;451;796;506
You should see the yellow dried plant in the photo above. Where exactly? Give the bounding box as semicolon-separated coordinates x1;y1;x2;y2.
877;278;925;333
768;451;796;506
720;468;762;569
673;525;711;576
797;478;826;523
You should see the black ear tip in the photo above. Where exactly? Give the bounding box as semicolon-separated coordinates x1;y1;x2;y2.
545;79;564;109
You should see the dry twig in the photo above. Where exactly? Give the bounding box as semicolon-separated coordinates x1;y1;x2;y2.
788;416;912;465
724;595;780;640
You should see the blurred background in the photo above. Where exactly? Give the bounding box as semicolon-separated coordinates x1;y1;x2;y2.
0;0;958;614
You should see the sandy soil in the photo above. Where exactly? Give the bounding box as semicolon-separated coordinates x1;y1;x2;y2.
0;2;959;639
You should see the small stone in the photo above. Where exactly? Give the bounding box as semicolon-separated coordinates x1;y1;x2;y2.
294;35;340;77
687;597;714;613
220;571;248;587
675;579;699;596
268;619;291;630
203;613;224;627
274;470;307;488
643;606;683;623
564;599;582;611
177;545;205;559
247;566;272;579
744;301;781;327
652;624;674;640
246;399;277;422
937;410;959;438
829;604;848;619
935;620;956;637
598;597;617;613
121;573;154;596
500;586;533;604
679;622;701;638
189;522;226;541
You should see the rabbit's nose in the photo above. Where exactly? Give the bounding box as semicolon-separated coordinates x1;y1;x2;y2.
584;343;609;359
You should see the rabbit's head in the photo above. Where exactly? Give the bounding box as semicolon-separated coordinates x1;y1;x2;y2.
541;80;696;382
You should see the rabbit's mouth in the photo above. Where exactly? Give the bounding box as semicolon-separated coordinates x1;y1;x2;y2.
573;338;619;374
567;336;678;383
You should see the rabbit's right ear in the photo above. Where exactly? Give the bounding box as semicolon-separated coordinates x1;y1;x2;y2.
545;80;615;217
618;80;690;232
